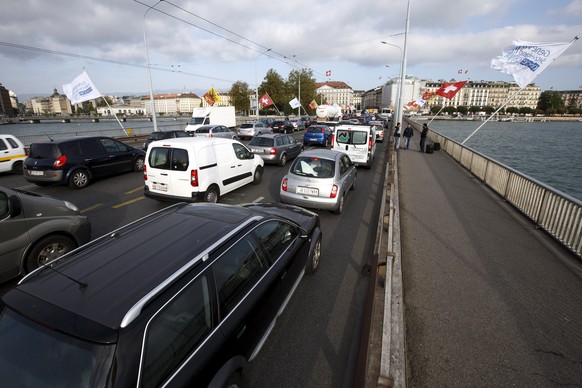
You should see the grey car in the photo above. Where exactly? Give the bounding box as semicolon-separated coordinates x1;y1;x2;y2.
0;185;91;282
280;149;357;214
190;125;239;140
237;121;271;140
248;133;304;166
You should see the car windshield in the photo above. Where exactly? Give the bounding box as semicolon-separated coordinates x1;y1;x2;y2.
240;123;254;129
149;132;168;140
248;137;274;147
28;143;61;158
0;309;115;387
291;156;335;178
335;130;368;145
195;127;211;133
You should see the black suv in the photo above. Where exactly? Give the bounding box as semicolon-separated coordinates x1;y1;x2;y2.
271;120;294;134
143;130;190;151
24;136;145;189
0;202;322;387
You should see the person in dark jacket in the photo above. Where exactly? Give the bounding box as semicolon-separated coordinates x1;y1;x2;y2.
420;123;429;152
393;123;401;150
403;124;414;150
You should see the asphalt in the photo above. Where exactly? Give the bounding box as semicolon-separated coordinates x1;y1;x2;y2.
396;132;582;387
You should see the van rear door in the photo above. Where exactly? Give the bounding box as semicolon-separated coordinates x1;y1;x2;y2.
146;145;194;198
333;127;370;166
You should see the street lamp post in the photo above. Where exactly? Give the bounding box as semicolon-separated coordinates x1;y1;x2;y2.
381;41;403;125
143;0;163;132
398;0;411;128
255;48;271;120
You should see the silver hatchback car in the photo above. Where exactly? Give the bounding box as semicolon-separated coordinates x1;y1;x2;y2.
248;134;303;166
237;122;271;140
280;149;357;214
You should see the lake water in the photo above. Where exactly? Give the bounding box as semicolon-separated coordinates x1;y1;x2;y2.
419;119;582;201
2;117;581;201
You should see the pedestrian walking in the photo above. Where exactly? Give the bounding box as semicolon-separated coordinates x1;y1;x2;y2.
393;123;401;150
420;123;429;152
403;124;414;150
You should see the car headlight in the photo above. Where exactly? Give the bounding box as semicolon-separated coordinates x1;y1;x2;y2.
64;201;79;212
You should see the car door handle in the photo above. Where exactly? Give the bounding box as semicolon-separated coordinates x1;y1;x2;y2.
236;325;247;339
231;165;236;168
160;173;168;176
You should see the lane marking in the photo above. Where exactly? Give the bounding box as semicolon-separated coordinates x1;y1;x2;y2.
81;204;103;213
112;196;146;208
253;197;264;203
124;186;144;195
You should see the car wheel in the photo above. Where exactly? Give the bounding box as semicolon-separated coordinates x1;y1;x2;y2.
332;195;344;215
279;153;287;167
25;235;76;273
133;156;145;172
252;166;263;185
69;169;90;189
11;161;23;174
205;185;220;203
350;176;356;191
306;236;321;274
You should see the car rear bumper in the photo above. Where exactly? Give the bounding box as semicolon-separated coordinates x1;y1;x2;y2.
144;186;205;202
280;191;339;211
23;169;65;183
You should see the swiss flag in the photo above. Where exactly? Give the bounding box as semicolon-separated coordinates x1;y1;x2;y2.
435;81;467;99
325;70;331;77
259;92;274;108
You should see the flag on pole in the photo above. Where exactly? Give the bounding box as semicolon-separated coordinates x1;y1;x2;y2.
325;70;332;77
62;71;102;105
435;81;467;99
259;92;274;108
309;99;318;110
491;39;575;89
203;87;222;106
289;97;300;109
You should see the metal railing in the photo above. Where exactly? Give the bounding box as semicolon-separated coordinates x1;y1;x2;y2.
428;130;582;259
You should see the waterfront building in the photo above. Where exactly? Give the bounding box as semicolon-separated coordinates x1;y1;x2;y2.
24;88;72;116
142;93;202;116
0;83;15;117
315;81;354;110
380;76;424;112
560;90;582;109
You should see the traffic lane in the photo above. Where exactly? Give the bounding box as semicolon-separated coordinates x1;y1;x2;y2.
245;142;389;387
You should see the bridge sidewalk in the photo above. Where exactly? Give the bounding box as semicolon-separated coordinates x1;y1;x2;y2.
396;139;582;386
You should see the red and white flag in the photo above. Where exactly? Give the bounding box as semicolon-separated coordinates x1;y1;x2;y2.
325;70;332;77
259;92;274;108
435;81;467;99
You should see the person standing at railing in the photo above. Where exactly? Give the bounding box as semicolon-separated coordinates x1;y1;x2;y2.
393;123;401;151
420;123;429;153
403;124;414;150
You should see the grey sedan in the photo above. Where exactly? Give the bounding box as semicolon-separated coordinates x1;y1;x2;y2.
280;149;357;215
248;134;304;166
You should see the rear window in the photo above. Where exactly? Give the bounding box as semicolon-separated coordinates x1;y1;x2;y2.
308;126;325;133
240;124;253;129
148;132;168;141
0;309;115;387
148;147;189;171
248;137;274;147
28;143;61;159
195;127;211;134
290;156;335;178
335;130;368;145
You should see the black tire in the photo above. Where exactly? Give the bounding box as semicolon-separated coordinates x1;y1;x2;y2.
332;195;344;215
204;185;220;203
11;161;23;174
69;169;90;189
252;166;263;185
278;153;287;167
306;236;321;274
25;235;76;273
133;156;145;172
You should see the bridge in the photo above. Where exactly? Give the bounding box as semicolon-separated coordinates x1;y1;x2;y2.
361;121;582;387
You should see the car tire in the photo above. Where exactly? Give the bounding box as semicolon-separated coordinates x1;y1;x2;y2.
69;169;90;189
11;161;23;174
332;195;344;215
25;235;76;273
306;235;321;274
279;153;287;167
133;156;145;172
205;185;220;203
252;166;263;185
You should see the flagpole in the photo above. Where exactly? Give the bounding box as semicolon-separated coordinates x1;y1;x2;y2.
426;106;445;125
143;1;162;132
84;68;128;136
461;88;521;145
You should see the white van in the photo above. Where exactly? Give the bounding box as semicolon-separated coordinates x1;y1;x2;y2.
144;137;264;203
331;124;376;168
0;134;26;174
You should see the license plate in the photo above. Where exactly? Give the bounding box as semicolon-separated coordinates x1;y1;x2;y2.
29;170;44;176
297;186;319;195
152;183;168;192
309;138;318;141
251;149;264;154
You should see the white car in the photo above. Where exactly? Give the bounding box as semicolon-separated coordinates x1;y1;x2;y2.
0;134;26;174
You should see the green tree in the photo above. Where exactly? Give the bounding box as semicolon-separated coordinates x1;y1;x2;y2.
229;81;251;114
457;106;468;115
259;69;287;115
443;106;456;114
286;69;317;116
430;105;442;114
506;107;519;114
537;91;564;114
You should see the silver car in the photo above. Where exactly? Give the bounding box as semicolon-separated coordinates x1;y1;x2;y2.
280;149;357;214
190;125;239;140
0;185;91;282
237;122;271;140
248;133;303;166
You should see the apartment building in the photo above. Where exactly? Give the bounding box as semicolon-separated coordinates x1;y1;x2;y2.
315;81;354;109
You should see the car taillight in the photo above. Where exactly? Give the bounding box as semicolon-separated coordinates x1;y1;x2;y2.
331;134;335;144
54;154;67;167
321;128;325;133
191;169;199;187
270;148;277;155
281;178;288;191
330;184;338;198
368;137;373;152
144;165;147;181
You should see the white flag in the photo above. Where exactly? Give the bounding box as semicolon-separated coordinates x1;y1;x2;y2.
491;40;574;89
62;71;102;105
289;97;300;109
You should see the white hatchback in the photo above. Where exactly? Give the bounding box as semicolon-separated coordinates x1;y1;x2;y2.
0;134;26;174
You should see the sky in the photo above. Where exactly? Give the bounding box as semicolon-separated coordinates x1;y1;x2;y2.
1;0;581;100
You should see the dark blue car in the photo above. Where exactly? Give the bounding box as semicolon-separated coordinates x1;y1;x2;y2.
303;125;332;147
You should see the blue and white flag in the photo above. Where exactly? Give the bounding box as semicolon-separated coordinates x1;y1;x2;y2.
62;71;102;105
289;97;300;109
491;40;574;89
